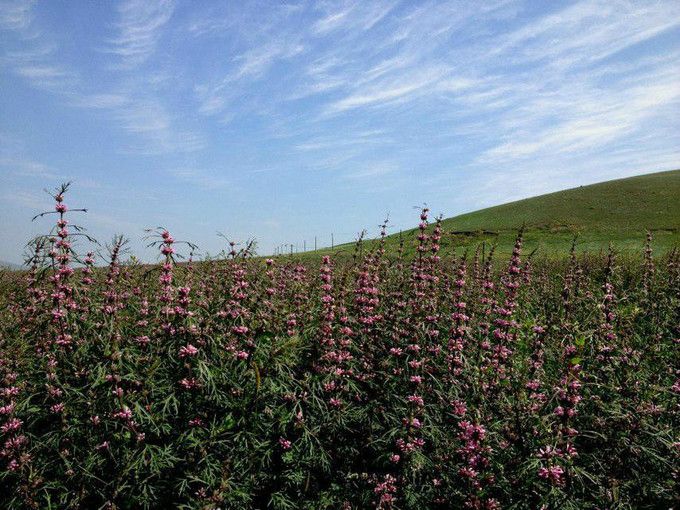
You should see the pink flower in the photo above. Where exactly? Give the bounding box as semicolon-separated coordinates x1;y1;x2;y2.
4;434;28;450
407;395;424;407
112;407;132;420
189;417;204;427
459;467;478;479
538;465;565;485
1;417;22;433
672;379;680;393
526;380;541;391
50;403;65;414
179;378;200;390
135;335;150;346
537;446;557;459
451;400;467;416
179;344;199;358
279;437;292;450
563;443;578;458
1;387;20;398
0;403;16;415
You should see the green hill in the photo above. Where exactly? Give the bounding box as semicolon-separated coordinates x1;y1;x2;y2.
308;169;680;259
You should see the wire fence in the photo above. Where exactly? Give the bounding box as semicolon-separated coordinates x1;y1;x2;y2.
270;226;411;256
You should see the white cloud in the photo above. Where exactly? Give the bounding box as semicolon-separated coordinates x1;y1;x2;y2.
0;157;57;179
327;66;449;113
233;41;305;80
71;93;128;109
312;5;354;35
493;0;680;66
2;189;45;209
107;0;175;68
16;64;67;79
0;0;34;32
114;99;205;154
169;168;231;190
345;161;398;180
295;130;390;151
2;36;76;92
313;2;398;35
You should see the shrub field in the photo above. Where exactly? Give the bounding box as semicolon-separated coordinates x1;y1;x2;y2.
0;185;678;509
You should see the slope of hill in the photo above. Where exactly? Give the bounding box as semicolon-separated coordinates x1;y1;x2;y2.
310;169;680;258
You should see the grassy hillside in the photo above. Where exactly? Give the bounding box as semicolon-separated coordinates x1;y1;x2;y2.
305;169;680;259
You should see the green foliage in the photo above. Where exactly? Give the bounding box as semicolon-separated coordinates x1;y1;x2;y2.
0;213;678;509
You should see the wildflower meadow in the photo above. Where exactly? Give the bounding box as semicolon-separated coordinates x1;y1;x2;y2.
0;184;678;509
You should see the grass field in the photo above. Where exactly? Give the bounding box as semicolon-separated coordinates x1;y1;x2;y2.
307;169;680;260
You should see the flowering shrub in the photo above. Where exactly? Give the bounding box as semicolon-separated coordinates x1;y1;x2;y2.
0;185;678;509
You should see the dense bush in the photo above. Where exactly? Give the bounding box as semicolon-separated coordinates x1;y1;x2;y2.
1;185;678;509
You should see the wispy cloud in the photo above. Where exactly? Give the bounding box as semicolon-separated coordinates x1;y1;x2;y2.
184;0;678;209
185;15;232;38
234;41;305;80
0;11;76;94
0;133;59;179
327;65;449;113
345;161;398;180
68;90;206;155
195;30;306;116
114;99;205;154
107;0;175;68
169;168;231;190
312;4;354;35
15;64;65;79
477;61;680;164
312;2;397;35
70;93;128;109
493;0;680;66
295;130;391;151
1;189;45;209
0;157;57;179
0;0;34;32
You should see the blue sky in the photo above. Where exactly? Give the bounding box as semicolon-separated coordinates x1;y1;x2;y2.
1;0;679;264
